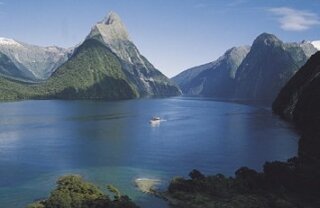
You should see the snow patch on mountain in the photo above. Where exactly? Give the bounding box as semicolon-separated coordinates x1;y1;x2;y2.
311;40;320;50
0;38;22;47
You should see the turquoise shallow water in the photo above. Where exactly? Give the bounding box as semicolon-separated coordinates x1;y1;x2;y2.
0;97;298;207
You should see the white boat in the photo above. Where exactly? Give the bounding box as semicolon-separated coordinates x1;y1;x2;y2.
149;116;161;124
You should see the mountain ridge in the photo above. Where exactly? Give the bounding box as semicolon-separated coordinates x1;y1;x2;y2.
173;32;317;104
172;46;250;97
0;38;71;82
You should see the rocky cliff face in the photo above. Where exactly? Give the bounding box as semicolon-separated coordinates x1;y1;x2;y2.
0;38;70;82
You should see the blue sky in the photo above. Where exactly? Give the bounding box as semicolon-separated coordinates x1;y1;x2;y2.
0;0;319;77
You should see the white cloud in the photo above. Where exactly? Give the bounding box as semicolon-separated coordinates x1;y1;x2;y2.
269;7;320;31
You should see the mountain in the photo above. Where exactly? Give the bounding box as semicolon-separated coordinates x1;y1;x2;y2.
273;51;320;127
0;51;30;80
171;63;212;94
0;12;180;100
273;52;320;190
0;38;70;82
173;33;317;104
87;12;180;97
38;39;138;100
234;33;317;103
172;46;250;97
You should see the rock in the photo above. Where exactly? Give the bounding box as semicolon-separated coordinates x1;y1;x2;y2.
134;178;161;194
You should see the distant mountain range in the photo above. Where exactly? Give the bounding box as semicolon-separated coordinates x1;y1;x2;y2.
0;12;180;100
172;33;319;104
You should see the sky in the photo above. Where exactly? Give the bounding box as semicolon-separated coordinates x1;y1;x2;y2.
0;0;319;77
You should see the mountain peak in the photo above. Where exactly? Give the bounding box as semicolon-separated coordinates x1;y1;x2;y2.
253;33;282;47
253;33;281;45
224;46;250;57
256;32;279;40
102;11;122;25
88;11;129;43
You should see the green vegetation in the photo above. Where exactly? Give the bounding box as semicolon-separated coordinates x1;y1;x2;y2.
27;175;139;208
41;39;138;100
166;162;320;208
106;185;121;201
0;77;39;100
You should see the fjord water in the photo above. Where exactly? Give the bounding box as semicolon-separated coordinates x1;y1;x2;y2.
0;97;298;207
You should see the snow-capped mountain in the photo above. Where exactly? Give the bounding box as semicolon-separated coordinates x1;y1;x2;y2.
0;38;70;82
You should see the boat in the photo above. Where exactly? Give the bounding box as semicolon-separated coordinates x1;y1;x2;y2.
149;116;161;124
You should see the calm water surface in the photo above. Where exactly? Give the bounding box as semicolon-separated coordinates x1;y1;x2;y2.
0;97;298;207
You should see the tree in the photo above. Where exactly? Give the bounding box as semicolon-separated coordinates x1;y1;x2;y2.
189;169;205;180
